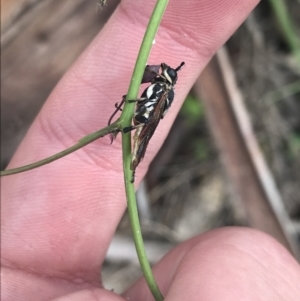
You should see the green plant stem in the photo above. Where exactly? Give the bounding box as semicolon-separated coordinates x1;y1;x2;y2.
2;1;168;299
121;1;168;300
1;122;121;176
268;0;300;65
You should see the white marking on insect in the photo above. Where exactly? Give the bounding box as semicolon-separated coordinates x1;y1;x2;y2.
145;99;156;108
146;85;155;99
163;69;172;84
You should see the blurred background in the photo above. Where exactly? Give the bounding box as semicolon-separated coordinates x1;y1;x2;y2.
1;0;300;293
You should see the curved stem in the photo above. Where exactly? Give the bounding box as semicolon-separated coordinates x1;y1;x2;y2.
1;121;121;176
121;1;169;300
2;1;169;300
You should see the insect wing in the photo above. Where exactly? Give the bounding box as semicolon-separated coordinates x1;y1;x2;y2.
132;92;168;169
141;65;161;83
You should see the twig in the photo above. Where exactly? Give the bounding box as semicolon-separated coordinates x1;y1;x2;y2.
1;121;121;176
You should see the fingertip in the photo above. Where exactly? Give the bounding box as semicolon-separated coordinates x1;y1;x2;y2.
125;228;300;301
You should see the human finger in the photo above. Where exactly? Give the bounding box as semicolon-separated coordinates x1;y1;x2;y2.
2;1;259;300
125;228;300;301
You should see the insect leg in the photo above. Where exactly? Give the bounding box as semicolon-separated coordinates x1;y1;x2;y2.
127;97;147;104
123;110;152;133
123;122;145;133
108;95;126;126
114;103;123;110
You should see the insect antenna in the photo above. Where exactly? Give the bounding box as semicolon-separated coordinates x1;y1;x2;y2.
175;62;185;72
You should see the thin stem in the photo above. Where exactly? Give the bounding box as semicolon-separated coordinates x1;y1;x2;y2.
2;1;169;299
121;1;168;300
1;121;121;176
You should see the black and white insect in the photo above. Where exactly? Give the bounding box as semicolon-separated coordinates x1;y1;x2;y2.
109;62;185;182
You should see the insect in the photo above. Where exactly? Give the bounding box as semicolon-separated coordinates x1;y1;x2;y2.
109;62;185;182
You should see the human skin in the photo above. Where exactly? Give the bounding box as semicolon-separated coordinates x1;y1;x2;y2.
2;0;300;300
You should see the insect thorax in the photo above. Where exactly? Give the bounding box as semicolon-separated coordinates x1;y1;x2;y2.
134;82;173;123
